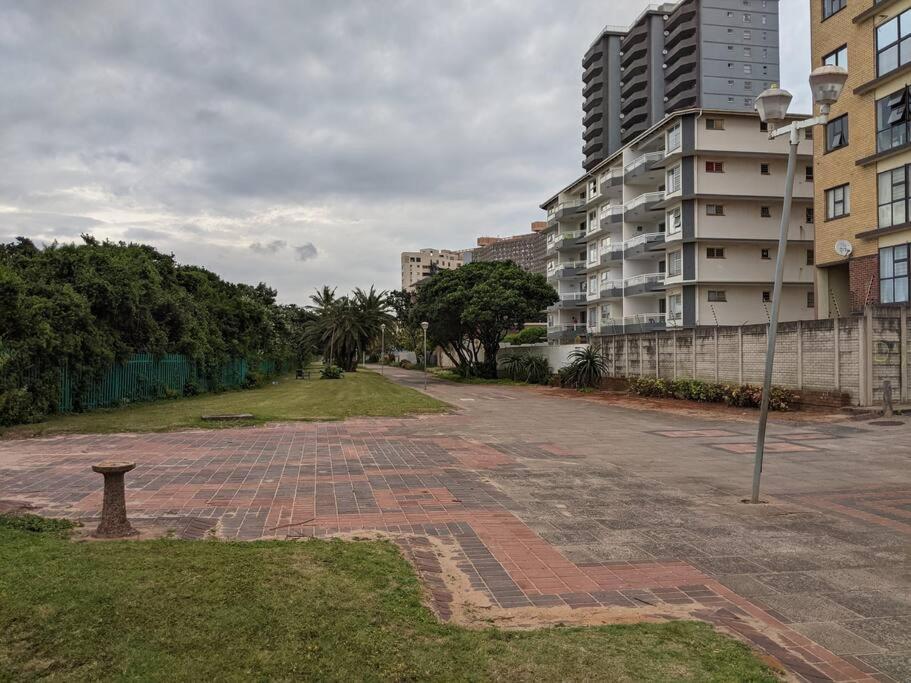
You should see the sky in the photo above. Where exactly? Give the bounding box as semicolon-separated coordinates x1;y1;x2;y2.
0;1;811;304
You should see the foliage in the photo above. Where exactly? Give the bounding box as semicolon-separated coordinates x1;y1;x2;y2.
629;377;797;411
412;262;558;379
398;360;415;370
559;346;608;390
498;354;552;385
387;289;423;353
307;286;393;372
0;513;77;537
0;237;307;426
320;365;344;380
507;326;547;345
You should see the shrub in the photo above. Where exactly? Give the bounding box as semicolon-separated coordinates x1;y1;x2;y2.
244;371;263;389
523;356;551;385
499;355;527;381
182;379;201;397
398;360;414;370
320;365;344;380
629;377;797;411
510;327;547;345
0;513;77;536
560;346;607;390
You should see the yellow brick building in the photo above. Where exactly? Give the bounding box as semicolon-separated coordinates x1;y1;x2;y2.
812;0;911;315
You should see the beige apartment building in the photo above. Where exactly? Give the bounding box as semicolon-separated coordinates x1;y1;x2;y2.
400;249;464;292
543;109;816;343
811;0;911;316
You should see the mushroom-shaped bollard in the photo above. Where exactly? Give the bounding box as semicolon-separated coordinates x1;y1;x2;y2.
91;461;138;538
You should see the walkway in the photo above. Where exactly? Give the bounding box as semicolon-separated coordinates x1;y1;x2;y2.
1;366;909;682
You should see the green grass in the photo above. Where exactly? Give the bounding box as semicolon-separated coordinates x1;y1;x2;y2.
1;370;449;439
430;369;526;385
0;520;779;682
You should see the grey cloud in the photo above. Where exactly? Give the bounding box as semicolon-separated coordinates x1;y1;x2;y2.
249;239;287;254
294;243;318;261
124;227;169;241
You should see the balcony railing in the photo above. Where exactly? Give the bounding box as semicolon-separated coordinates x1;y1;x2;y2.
623;150;665;177
623;313;666;327
546;199;585;220
623;272;665;288
624;191;666;213
558;292;588;303
550;261;586;278
548;323;588;333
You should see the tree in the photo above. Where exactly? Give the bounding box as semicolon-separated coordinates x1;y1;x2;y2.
413;261;558;378
387;289;421;352
305;286;393;371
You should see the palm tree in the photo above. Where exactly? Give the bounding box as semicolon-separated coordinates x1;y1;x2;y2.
353;286;393;358
308;296;366;371
307;286;336;315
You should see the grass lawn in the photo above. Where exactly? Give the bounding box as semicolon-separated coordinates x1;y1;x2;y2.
430;368;526;385
1;370;449;439
0;517;778;682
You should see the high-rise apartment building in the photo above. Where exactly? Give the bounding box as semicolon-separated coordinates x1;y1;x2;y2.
810;0;911;316
400;249;464;292
544;110;816;344
583;0;782;171
465;227;547;274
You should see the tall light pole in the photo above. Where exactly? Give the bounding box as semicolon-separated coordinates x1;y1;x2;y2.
420;321;429;390
750;66;848;504
380;323;386;375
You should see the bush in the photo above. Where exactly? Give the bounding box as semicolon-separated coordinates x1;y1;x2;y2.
629;377;797;411
510;327;547;345
182;379;201;397
244;371;263;389
499;355;526;381
398;360;414;370
523;356;551;384
320;365;344;380
559;346;607;390
0;513;77;536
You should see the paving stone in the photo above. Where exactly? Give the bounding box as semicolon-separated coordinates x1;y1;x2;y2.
857;653;911;681
839;616;911;650
753;572;839;594
752;594;867;622
791;622;886;655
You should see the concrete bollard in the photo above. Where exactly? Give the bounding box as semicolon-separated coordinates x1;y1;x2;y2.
91;461;138;538
883;380;894;418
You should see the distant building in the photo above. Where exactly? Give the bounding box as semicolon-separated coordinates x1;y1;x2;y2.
467;228;547;275
400;248;465;292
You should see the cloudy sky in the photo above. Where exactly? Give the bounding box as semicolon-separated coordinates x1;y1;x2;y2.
0;1;810;303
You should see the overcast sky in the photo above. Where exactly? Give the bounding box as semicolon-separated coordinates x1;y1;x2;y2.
0;1;810;304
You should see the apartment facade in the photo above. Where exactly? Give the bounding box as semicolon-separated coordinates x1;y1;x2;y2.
811;0;911;316
465;231;547;274
543;110;816;344
583;0;782;171
400;249;464;292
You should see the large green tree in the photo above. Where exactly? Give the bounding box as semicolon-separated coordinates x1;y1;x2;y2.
413;261;557;378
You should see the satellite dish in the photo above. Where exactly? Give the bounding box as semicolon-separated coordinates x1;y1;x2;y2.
834;240;853;258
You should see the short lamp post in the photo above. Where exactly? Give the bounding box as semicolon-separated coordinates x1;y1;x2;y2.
750;65;848;505
420;321;429;389
380;323;386;375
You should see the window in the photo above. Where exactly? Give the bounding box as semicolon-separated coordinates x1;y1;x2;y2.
744;47;752;58
825;115;848;152
826;184;850;219
804;126;814;140
706;118;725;130
760;163;770;175
807;290;816;308
667;123;681;151
823;0;845;19
876;87;910;153
708;290;727;302
881;244;910;303
588;178;598;197
759;120;769;132
743;30;751;40
744;64;753;74
667;165;681;193
823;45;847;68
706;204;725;216
667;207;682;234
668;294;683;320
877;9;911;76
878;166;908;228
668;250;682;277
760;206;771;218
707;247;726;259
762;291;771;302
806;207;815;223
706;161;725;173
807;249;815;265
806;165;814;181
761;248;770;259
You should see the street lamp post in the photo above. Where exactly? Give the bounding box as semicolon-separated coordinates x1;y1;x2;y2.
750;66;848;505
380;323;386;375
420;321;429;390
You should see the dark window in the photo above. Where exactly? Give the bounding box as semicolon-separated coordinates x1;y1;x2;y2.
707;247;726;259
876;9;911;77
708;290;727;302
807;290;816;308
706;161;725;173
760;163;770;175
762;291;771;302
826;115;848;152
878;166;908;228
706;204;725;216
822;45;847;68
807;249;815;265
761;248;770;259
822;0;845;20
806;207;815;223
881;244;910;303
706;118;725;130
806;165;814;181
759;121;769;132
761;206;771;218
876;87;910;153
804;126;814;140
826;184;850;219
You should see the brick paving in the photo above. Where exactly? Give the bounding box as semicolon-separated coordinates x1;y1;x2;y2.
1;365;910;681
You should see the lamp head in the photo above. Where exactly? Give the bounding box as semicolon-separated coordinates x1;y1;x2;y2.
421;321;429;331
809;65;848;114
754;84;793;125
380;323;386;331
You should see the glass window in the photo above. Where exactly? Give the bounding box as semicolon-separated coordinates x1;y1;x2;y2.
667;165;681;193
706;204;725;216
826;184;850;219
668;294;683;320
668;250;682;276
667;123;681;151
707;247;725;259
823;45;847;68
706;118;725;130
877;10;911;76
826;115;848;152
708;290;727;302
881;244;910;303
877;88;910;153
822;0;846;19
667;207;682;234
878;166;908;228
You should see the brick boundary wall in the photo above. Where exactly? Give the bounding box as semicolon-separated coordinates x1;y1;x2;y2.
502;305;911;407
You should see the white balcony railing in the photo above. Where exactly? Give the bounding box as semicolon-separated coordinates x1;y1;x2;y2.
548;323;588;333
558;293;587;303
600;204;624;219
553;230;585;245
624;191;666;213
599;279;623;291
623;313;667;327
623;232;665;249
623;150;665;176
546;199;585;219
623;272;665;288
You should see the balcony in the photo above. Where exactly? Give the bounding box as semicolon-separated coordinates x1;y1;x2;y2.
553;293;588;309
624;150;666;185
623;232;666;259
599;242;623;264
622;313;666;333
624;191;666;222
546;199;586;223
600;204;624;227
623;272;666;296
599;168;623;198
596;280;624;299
599;317;625;336
549;230;586;252
548;261;586;280
547;323;588;343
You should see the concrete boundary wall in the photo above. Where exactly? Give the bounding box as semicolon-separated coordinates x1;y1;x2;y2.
499;306;911;406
